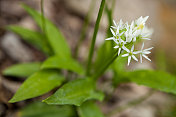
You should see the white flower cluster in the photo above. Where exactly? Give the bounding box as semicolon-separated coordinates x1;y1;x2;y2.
106;16;153;65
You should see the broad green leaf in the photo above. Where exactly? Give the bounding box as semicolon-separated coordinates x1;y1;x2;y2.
124;70;176;94
41;56;85;75
78;101;104;117
9;70;64;103
7;26;52;55
20;102;76;117
3;62;41;78
43;78;104;106
22;4;71;58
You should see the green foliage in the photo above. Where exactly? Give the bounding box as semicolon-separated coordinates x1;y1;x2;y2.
20;102;76;117
78;101;104;117
22;4;71;58
3;62;41;78
9;70;64;103
7;26;51;55
41;56;85;75
114;70;176;95
43;78;104;106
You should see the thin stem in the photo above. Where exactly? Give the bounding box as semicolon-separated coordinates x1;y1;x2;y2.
93;50;119;80
74;0;96;58
41;0;46;34
106;90;155;117
86;0;106;76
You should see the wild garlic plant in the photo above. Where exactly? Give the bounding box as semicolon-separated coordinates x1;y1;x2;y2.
3;0;176;116
106;16;153;65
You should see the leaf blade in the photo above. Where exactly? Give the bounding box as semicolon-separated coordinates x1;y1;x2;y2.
78;101;105;117
7;26;51;55
22;4;71;58
43;78;104;106
20;102;76;117
125;70;176;94
41;56;85;75
9;70;65;103
3;62;41;78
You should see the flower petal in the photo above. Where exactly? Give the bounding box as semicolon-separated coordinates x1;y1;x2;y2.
133;51;141;54
110;28;116;36
118;48;121;55
122;46;130;52
105;37;114;40
144;47;154;51
114;45;119;49
143;54;151;61
132;55;138;61
113;20;117;27
128;56;131;66
131;45;134;51
122;53;129;57
142;38;151;40
140;54;143;63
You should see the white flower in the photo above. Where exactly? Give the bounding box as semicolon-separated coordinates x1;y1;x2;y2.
105;28;124;44
125;21;136;42
135;16;149;29
140;27;153;40
114;37;126;55
111;19;124;30
105;17;153;66
138;43;153;63
122;45;139;65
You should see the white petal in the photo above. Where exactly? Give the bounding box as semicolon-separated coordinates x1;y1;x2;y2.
122;46;130;52
144;47;153;51
122;53;129;57
116;26;120;35
143;50;151;54
118;48;121;55
110;28;116;36
119;32;124;36
133;51;141;54
131;45;134;51
128;56;131;66
140;54;143;63
143;54;151;61
133;37;136;42
111;26;117;29
113;20;117;27
132;55;138;61
114;45;119;48
143;16;149;23
142;38;151;40
105;37;114;40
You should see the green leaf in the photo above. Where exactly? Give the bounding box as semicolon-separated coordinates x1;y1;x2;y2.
78;101;104;117
9;70;64;103
43;78;104;106
7;26;51;55
41;56;85;75
125;70;176;94
20;102;76;117
3;62;41;78
22;4;71;58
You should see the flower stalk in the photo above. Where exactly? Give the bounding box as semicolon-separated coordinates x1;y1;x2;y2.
86;0;106;76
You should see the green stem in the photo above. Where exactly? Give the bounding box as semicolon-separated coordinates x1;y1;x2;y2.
106;90;155;117
93;50;119;80
74;0;96;58
86;0;106;76
41;0;46;34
